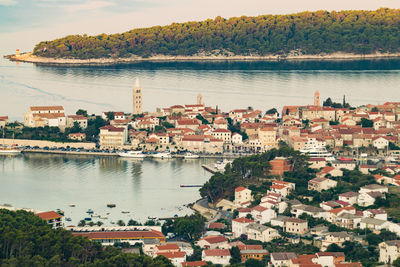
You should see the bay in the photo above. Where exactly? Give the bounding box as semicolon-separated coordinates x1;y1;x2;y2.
0;153;215;225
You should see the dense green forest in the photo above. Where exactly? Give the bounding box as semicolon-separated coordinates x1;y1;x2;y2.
0;209;173;266
32;8;400;59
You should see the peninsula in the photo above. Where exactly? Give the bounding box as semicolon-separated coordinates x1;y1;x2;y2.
7;8;400;65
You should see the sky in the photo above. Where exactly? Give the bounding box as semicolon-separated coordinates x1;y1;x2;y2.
0;0;399;54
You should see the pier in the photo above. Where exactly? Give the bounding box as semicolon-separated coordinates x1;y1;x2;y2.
201;164;219;174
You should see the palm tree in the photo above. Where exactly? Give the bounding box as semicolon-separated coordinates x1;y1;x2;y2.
78;220;86;227
117;220;125;226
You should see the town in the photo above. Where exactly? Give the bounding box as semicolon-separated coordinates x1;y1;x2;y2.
1;79;400;160
2;80;400;266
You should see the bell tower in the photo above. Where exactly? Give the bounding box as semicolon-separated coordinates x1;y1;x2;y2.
133;78;142;115
314;90;320;106
197;93;203;105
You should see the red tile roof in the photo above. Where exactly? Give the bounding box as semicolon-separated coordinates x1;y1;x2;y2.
203;249;230;257
232;217;254;223
36;211;62;220
182;261;207;266
157;251;186;258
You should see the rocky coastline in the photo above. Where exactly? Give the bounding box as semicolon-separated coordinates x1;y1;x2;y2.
5;52;400;66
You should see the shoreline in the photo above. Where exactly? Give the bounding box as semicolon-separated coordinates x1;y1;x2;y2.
5;52;400;66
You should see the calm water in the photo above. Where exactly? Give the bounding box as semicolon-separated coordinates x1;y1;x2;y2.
0;153;215;225
1;58;400;120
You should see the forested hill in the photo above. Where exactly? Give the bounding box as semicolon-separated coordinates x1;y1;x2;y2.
33;8;400;59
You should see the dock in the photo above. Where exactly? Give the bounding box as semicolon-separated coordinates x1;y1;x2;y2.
201;164;219;174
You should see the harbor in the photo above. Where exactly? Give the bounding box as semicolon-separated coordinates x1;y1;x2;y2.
0;153;218;225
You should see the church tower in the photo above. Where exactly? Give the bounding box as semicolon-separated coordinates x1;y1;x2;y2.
133;78;142;115
197;93;203;105
314;90;320;106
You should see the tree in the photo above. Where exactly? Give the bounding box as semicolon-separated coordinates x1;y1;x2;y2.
173;213;206;241
76;109;88;117
128;219;141;226
366;233;382;246
117;220;126;226
106;112;115;121
361;118;373;128
245;258;264;267
266;108;278;115
229;246;242;264
78;220;86;227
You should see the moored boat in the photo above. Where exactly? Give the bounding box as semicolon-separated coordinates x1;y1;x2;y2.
152;152;171;159
118;151;145;158
184;152;199;159
0;147;21;155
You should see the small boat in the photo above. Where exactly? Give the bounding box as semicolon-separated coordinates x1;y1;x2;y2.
152;152;171;159
121;211;130;214
106;212;110;215
110;221;115;224
84;217;92;221
69;204;76;207
100;216;108;219
107;204;116;208
118;151;145;158
92;213;100;218
214;159;233;171
86;209;94;214
0;146;21;155
148;216;157;220
65;217;72;222
184;152;199;159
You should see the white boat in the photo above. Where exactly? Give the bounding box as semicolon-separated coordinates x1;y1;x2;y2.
100;216;108;219
184;152;199;159
118;151;145;158
300;147;335;161
214;159;233;171
0;147;21;155
153;152;171;159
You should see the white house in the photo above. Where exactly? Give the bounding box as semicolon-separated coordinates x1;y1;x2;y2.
338;192;359;205
196;236;229;249
250;205;276;224
232;133;243;144
373;136;389;150
379;240;400;264
246;223;280;242
234;186;252;207
308;177;337;192
202;249;231;266
232;217;254;238
270;252;297;267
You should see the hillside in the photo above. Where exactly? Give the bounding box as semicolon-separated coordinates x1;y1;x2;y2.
32;8;400;60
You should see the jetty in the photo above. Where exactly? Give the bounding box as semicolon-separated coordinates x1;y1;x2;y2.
201;164;218;174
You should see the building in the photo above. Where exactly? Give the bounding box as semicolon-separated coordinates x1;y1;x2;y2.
234;186;252;207
379;240;400;264
68;133;86;141
232;217;254;238
99;125;128;149
269;157;292;176
308;177;337;192
314;90;320;106
271;252;297;267
238;245;268;263
35;211;63;229
258;127;278;151
196;235;229;249
72;230;165;246
246;223;280;242
284;218;308;235
202;249;231;266
0;116;8;130
211;129;232;143
23;106;66;128
338;192;359;205
67;115;88;129
133;78;143;115
156;251;186;266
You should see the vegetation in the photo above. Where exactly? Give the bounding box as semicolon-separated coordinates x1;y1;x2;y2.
200;144;310;203
0;209;173;266
162;213;206;241
32;9;400;59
